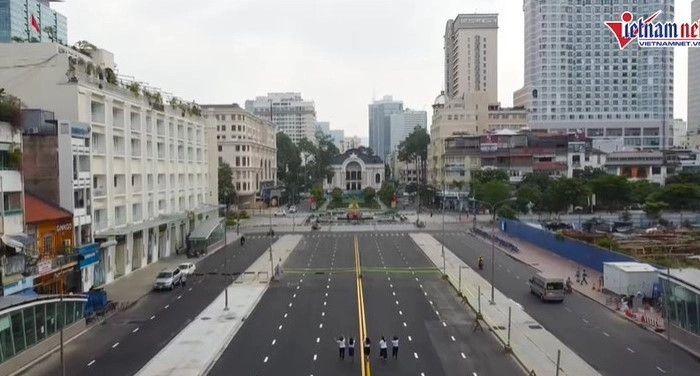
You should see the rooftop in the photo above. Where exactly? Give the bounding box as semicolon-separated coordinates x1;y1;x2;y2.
604;262;658;273
25;193;72;224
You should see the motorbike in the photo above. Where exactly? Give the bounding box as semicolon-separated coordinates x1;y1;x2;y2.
565;282;573;294
478;259;484;270
240;236;246;246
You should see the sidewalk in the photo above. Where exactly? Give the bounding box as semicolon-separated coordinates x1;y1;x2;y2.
104;230;240;305
410;233;600;376
135;235;303;376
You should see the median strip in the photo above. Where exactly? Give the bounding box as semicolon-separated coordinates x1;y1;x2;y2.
355;236;371;376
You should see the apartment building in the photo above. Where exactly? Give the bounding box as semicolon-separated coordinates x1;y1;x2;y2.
0;43;217;287
203;103;277;208
245;93;316;145
0;0;67;43
604;151;679;186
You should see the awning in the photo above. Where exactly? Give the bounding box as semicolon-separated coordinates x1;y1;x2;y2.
96;214;186;236
189;217;224;240
1;234;36;250
78;243;100;269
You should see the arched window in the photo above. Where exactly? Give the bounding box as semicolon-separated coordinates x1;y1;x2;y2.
375;173;381;184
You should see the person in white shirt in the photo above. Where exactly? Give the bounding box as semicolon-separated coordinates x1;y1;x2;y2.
391;336;399;358
337;336;346;360
379;336;388;360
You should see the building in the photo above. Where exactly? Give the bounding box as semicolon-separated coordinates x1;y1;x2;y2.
689;1;700;138
486;104;529;132
389;109;427;155
342;135;363;153
202;103;277;208
659;268;700;353
316;121;330;135
672;119;688;149
389;152;419;186
517;0;674;149
368;95;403;161
329;129;344;151
566;132;607;178
0;43;217;287
604;151;679;186
245;93;316;145
0;0;67;43
21;109;100;291
0;120;30;296
324;148;384;192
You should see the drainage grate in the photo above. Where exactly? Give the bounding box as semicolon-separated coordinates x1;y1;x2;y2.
528;325;543;330
315;271;325;275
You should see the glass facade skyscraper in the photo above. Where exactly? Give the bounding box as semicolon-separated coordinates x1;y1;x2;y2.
0;0;67;43
519;0;674;149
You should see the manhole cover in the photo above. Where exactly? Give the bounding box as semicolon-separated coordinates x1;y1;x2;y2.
201;317;211;320
528;325;543;329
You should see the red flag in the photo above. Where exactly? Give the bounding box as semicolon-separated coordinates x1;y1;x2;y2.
30;14;40;33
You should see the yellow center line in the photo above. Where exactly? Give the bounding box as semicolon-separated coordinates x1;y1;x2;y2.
354;236;371;376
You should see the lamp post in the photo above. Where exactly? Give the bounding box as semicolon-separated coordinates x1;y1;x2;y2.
469;196;516;305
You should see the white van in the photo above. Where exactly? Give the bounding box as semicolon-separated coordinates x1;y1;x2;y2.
529;272;565;302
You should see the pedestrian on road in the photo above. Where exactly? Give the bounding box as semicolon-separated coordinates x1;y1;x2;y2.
363;337;371;359
348;337;355;360
575;268;581;283
391;336;399;358
379;337;388;360
581;269;588;285
181;274;187;288
337;336;346;360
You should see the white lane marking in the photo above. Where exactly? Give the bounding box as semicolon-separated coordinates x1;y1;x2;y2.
451;335;456;341
395;300;399;305
461;352;466;359
603;332;610;337
278;325;283;330
399;310;403;315
112;342;119;348
188;287;192;291
87;360;96;366
424;292;427;296
408;335;412;341
316;337;320;343
164;304;170;309
284;313;288;318
656;366;666;373
300;279;304;283
582;318;589;324
177;295;182;300
564;307;572;313
429;300;433;305
272;339;276;345
403;322;407;327
293;293;297;298
264;356;269;363
435;310;440;316
390;284;393;288
132;327;139;333
414;352;419;359
326;285;330;289
419;284;423;288
313;354;317;361
627;347;635;353
415;277;419;281
322;312;325;317
323;301;327;306
325;292;328;297
442;322;447;327
289;303;293;307
392;291;396;296
319;323;323;328
150;315;155;320
296;286;300;290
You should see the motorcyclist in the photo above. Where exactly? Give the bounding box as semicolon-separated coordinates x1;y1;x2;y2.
478;256;484;270
240;235;246;245
566;277;573;293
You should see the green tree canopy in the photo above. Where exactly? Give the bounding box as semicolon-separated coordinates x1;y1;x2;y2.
218;161;236;207
590;175;631;210
310;184;324;204
521;172;551;192
649;184;700;211
474;180;512;208
299;130;340;186
397;126;430;185
472;169;509;184
630;180;661;204
378;182;397;206
573;167;607;180
276;132;302;192
362;187;376;202
544;177;590;213
515;184;542;213
665;171;700;185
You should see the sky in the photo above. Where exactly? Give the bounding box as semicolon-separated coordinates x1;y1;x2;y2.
54;0;692;139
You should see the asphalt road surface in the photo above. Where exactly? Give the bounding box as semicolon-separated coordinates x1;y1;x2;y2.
435;231;700;376
19;238;272;376
210;232;522;376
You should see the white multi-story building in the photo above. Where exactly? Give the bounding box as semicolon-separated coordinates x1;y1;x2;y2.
672;119;688;149
0;43;218;287
245;93;316;145
203;104;277;208
389;109;427;155
518;0;674;149
689;0;700;138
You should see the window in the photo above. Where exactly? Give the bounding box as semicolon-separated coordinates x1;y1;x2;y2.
43;234;53;255
375;173;381;184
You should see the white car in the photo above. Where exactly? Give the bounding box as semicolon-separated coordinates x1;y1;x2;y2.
274;209;286;217
178;262;196;276
288;206;297;214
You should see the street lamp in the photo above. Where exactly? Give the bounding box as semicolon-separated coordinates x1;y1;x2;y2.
469;196;516;305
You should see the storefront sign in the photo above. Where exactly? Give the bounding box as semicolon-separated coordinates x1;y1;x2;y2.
3;276;35;296
56;223;73;232
78;243;100;269
38;261;52;276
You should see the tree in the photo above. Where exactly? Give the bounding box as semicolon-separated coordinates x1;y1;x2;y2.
378;182;396;206
218;161;236;209
544;178;590;213
310;184;324;204
590;175;631;210
650;184;700;211
497;204;518;220
362;187;376;203
73;40;97;56
644;200;668;222
331;187;343;203
521;172;551;192
630;180;661;205
475;180;512;208
515;184;542;213
276;132;302;193
573;167;607;180
666;171;700;185
0;89;23;128
298;130;340;186
357;146;374;156
397;126;430;185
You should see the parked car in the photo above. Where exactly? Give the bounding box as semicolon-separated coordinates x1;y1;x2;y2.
288;205;297;214
274;209;286;217
153;267;183;290
178;262;196;276
312;222;321;230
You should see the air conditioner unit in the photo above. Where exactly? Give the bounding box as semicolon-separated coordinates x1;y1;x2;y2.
27;127;39;134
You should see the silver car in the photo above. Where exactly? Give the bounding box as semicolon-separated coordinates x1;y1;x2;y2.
153;267;183;290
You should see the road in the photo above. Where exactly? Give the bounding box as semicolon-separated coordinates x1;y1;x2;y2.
19;238;272;376
210;232;522;375
435;231;700;376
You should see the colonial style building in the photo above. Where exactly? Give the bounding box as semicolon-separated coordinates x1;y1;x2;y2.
324;149;384;192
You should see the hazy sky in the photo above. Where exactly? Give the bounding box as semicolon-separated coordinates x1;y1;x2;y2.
54;0;692;138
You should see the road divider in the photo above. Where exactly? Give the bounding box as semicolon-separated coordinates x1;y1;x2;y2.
354;236;371;376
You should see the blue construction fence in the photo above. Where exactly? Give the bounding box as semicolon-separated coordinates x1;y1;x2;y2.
500;219;636;273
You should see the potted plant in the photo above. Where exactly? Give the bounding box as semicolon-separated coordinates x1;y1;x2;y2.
0;91;23;128
126;82;141;97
